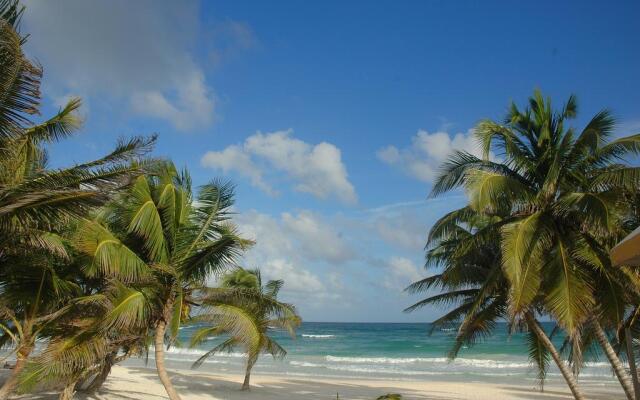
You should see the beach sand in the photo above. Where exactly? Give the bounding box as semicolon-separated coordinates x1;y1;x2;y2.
5;365;624;400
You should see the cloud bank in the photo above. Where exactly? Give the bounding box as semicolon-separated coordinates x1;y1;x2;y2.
202;130;357;204
23;0;254;131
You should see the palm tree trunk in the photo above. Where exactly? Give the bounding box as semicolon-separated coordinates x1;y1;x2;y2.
241;357;257;391
83;353;116;394
58;379;78;400
525;312;586;400
0;345;33;400
624;328;640;400
591;318;635;400
155;309;181;400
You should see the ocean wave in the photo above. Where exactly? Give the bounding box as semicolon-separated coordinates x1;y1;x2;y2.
159;347;612;373
325;356;528;369
324;356;613;370
326;355;444;364
290;361;459;376
302;334;336;339
164;356;228;365
165;348;247;358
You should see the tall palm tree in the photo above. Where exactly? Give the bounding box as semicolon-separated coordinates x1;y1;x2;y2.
190;267;300;391
71;164;251;400
0;3;156;398
404;208;582;395
427;90;640;399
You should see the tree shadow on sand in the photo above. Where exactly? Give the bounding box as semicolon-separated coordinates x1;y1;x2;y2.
94;367;463;400
6;368;623;400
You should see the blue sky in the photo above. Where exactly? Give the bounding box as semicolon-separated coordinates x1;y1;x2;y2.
21;0;640;322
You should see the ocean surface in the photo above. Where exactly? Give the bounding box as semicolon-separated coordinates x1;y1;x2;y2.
123;322;619;385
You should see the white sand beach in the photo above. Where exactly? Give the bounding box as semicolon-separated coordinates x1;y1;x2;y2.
6;365;624;400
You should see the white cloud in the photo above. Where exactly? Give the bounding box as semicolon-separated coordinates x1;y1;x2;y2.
237;210;353;265
377;129;483;182
202;130;357;204
227;202;463;320
384;257;423;291
282;211;353;263
260;259;326;293
23;0;250;131
203;145;277;196
234;209;349;306
373;213;426;252
130;70;214;131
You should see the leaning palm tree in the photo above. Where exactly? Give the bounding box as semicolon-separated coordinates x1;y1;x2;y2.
15;281;156;400
0;248;84;400
429;90;640;399
190;267;300;390
405;207;574;392
71;164;251;400
0;4;156;398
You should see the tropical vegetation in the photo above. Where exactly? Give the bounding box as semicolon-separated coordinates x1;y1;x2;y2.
190;267;300;390
1;1;638;399
0;2;299;399
407;91;640;400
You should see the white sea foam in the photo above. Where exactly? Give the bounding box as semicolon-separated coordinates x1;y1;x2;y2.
164;356;228;365
301;334;336;338
324;356;540;369
290;361;468;376
326;355;440;364
157;346;612;378
164;348;246;358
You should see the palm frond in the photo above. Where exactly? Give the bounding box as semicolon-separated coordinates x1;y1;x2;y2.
191;337;238;369
501;213;547;316
527;328;550;390
543;236;594;334
23;97;81;143
126;176;168;262
403;289;479;313
0;18;41;140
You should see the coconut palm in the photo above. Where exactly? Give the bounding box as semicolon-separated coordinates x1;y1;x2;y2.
405;207;580;394
70;164;251;400
15;280;156;400
0;248;85;400
427;90;640;399
190;267;300;390
0;4;156;398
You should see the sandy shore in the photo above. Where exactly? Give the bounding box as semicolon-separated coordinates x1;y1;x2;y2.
4;365;623;400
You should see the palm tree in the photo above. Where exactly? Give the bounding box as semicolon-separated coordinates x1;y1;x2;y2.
190;267;300;391
15;281;155;400
70;164;251;400
404;208;581;395
427;90;640;399
0;4;156;398
0;249;84;400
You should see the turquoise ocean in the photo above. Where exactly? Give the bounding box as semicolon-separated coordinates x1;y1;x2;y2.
124;322;619;386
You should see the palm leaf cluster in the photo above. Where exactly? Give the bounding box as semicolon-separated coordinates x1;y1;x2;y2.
407;91;640;400
190;267;300;390
0;3;158;399
0;4;300;400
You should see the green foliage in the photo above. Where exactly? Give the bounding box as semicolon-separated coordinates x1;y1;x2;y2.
190;267;300;388
376;394;403;400
408;90;640;389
